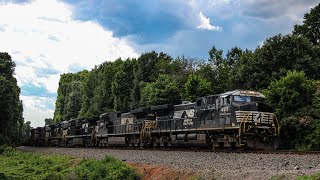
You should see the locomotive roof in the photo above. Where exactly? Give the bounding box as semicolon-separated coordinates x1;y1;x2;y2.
86;116;99;120
218;90;265;98
151;104;173;111
100;112;120;118
49;124;56;129
174;102;195;110
130;107;150;114
100;113;109;118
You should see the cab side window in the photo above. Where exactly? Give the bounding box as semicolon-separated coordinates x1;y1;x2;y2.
197;100;201;106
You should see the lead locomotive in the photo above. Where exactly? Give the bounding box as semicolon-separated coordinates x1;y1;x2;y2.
26;90;279;150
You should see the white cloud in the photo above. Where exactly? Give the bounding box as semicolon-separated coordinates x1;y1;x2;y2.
21;95;55;127
0;0;139;126
38;74;61;93
197;11;222;31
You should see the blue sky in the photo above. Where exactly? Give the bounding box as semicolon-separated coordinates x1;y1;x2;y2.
0;0;318;127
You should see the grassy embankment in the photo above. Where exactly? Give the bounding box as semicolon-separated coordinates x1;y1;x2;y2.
0;145;140;180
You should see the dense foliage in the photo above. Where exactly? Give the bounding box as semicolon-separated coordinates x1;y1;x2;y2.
294;4;320;45
140;74;181;106
53;53;199;121
75;156;139;180
263;71;320;150
0;145;140;179
51;3;320;150
0;53;24;145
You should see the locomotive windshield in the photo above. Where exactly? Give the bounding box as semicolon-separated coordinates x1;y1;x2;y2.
233;95;251;102
233;95;265;103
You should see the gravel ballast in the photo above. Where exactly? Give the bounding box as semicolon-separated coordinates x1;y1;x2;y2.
18;146;320;179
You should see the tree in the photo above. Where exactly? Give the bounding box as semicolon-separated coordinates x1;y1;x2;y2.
264;70;315;118
262;71;320;150
233;34;320;90
0;52;16;81
293;3;320;45
136;51;159;83
44;118;54;125
183;74;211;101
65;81;82;119
208;46;223;66
54;71;88;122
226;46;242;67
140;74;181;106
0;52;23;145
230;49;254;89
170;56;197;88
130;61;141;109
197;46;233;94
112;70;130;112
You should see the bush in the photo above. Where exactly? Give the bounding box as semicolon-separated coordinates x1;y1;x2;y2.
263;71;320;150
44;172;63;180
0;172;8;180
0;134;9;146
264;70;316;119
75;155;140;180
0;145;15;156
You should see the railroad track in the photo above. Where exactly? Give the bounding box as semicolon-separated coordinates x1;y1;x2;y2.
211;149;320;155
49;145;320;155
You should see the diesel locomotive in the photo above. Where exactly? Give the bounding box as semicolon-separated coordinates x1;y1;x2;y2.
26;90;280;150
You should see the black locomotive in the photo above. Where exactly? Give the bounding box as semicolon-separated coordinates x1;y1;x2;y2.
26;90;280;150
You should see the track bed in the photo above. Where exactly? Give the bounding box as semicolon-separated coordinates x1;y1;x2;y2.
18;146;320;180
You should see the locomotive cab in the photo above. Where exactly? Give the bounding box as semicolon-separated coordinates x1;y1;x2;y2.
98;112;121;135
227;90;279;149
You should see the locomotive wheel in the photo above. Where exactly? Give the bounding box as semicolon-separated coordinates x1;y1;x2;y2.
84;137;92;147
67;139;73;147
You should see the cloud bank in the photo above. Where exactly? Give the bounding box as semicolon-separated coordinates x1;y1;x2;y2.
0;0;138;127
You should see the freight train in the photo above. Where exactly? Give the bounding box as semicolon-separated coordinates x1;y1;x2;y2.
26;90;280;150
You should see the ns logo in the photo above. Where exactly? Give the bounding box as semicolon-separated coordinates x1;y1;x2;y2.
181;109;194;126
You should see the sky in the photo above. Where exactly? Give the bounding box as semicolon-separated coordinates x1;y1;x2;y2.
0;0;318;127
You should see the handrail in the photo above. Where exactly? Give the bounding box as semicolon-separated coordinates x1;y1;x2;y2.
238;112;251;144
274;116;280;135
242;113;251;133
239;112;251;133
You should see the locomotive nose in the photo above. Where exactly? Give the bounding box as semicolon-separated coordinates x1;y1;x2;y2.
232;102;258;111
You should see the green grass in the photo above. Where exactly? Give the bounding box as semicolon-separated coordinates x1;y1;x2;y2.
0;145;140;180
296;172;320;180
270;173;320;180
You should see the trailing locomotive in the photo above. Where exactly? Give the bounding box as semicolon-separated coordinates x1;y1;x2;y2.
26;90;280;150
